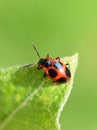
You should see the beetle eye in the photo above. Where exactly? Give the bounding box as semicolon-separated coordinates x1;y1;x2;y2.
44;60;51;67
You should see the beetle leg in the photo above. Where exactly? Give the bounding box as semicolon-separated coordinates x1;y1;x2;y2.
47;54;49;57
56;57;60;60
43;72;46;77
66;63;70;68
53;81;57;86
37;65;42;69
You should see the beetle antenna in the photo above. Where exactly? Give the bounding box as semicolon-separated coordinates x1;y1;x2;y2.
32;44;41;59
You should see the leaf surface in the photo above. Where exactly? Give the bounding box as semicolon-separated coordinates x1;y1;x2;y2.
0;54;78;130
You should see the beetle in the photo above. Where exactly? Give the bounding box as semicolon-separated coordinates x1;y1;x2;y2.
32;44;71;83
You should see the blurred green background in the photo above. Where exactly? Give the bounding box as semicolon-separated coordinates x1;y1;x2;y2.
0;0;97;130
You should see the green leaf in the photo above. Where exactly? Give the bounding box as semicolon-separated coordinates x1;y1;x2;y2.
0;53;78;130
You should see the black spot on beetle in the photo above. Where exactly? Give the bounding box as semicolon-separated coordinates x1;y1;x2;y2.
65;67;71;77
57;77;67;83
48;69;58;78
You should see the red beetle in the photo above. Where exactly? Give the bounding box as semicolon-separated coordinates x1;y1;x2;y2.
32;45;71;83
